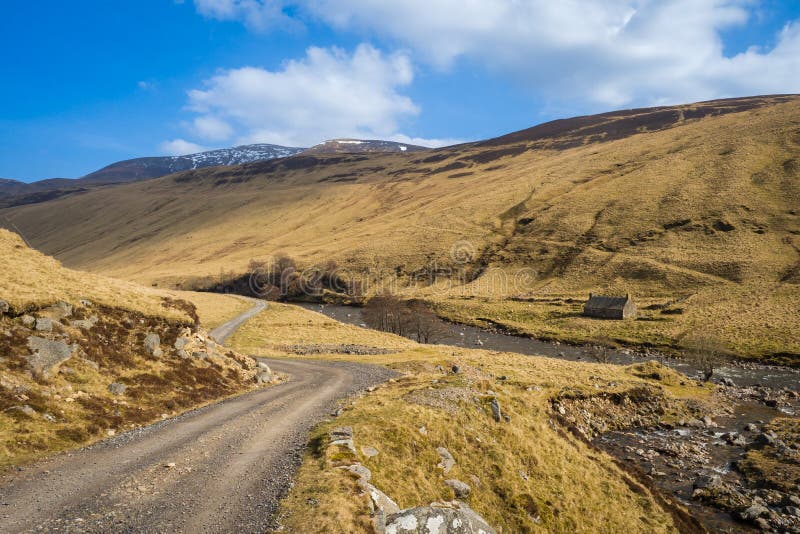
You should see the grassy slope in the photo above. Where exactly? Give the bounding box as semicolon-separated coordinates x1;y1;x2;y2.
229;304;712;533
0;232;262;467
2;96;799;360
169;290;254;329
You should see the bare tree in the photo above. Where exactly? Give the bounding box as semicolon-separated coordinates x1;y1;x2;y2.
685;336;725;381
405;301;448;344
586;336;614;364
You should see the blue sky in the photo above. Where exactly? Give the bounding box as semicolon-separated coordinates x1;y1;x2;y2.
2;1;800;182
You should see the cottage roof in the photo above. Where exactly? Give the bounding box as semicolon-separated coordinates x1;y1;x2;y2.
585;294;631;311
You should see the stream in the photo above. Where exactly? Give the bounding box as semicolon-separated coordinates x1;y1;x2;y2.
300;302;800;532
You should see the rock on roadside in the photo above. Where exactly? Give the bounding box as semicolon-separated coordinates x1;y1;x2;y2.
384;501;497;534
25;336;75;379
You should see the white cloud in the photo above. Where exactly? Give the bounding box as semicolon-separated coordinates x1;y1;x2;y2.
160;138;208;155
308;0;800;107
193;0;294;31
176;44;422;147
200;0;799;110
191;116;234;141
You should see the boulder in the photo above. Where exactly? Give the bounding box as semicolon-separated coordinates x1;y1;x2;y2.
738;504;769;522
339;463;371;482
744;423;759;433
490;398;502;422
0;299;9;315
191;351;208;360
693;474;723;490
749;433;777;449
35;318;54;332
255;370;272;384
70;320;94;330
385;501;496;534
143;333;161;356
685;418;705;428
108;383;127;396
329;427;356;454
45;301;72;319
437;447;455;473
444;479;471;498
25;336;74;379
174;337;190;350
21;315;35;327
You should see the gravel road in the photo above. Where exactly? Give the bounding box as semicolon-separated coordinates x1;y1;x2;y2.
0;302;396;533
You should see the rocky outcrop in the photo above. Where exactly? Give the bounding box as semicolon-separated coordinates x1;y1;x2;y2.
324;426;496;534
143;333;162;357
24;336;75;379
108;382;127;395
384;501;497;534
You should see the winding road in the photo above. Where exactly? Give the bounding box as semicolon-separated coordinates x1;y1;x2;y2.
0;300;395;533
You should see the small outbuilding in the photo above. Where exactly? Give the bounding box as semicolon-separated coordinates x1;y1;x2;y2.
583;293;637;320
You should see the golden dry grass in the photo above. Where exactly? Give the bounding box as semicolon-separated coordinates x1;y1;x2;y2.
168;290;254;329
2;96;799;360
230;303;712;533
0;229;188;321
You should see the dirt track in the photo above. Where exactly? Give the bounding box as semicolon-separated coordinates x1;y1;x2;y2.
0;304;395;533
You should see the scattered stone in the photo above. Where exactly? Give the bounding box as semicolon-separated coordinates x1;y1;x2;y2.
45;301;72;319
490;398;502;422
107;429;116;437
720;377;736;387
745;423;759;433
255;370;272;384
34;318;54;332
164;462;176;468
445;479;471;498
419;426;427;436
329;427;356;454
359;478;401;517
79;299;93;307
384;501;497;534
108;383;126;396
331;408;343;417
80;358;99;370
702;416;716;428
21;315;35;327
362;446;380;458
191;351;208;360
738;504;769;522
437;447;455;473
70;320;94;330
452;365;461;374
693;474;722;490
25;336;74;379
468;475;481;488
685;418;705;428
0;300;9;315
749;433;777;449
8;405;37;417
785;506;800;518
339;463;371;482
143;333;161;356
174;337;190;350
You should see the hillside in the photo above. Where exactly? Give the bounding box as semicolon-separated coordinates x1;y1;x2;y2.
0;229;267;466
0;143;304;208
302;139;428;154
1;95;799;360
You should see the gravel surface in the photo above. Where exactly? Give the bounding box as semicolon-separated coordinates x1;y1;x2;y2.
0;303;396;533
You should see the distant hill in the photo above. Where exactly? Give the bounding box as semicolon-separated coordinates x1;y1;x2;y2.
82;144;305;184
302;139;428;155
2;95;799;360
0;144;304;207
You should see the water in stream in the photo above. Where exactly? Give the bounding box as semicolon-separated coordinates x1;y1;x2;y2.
300;302;800;532
300;303;800;392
